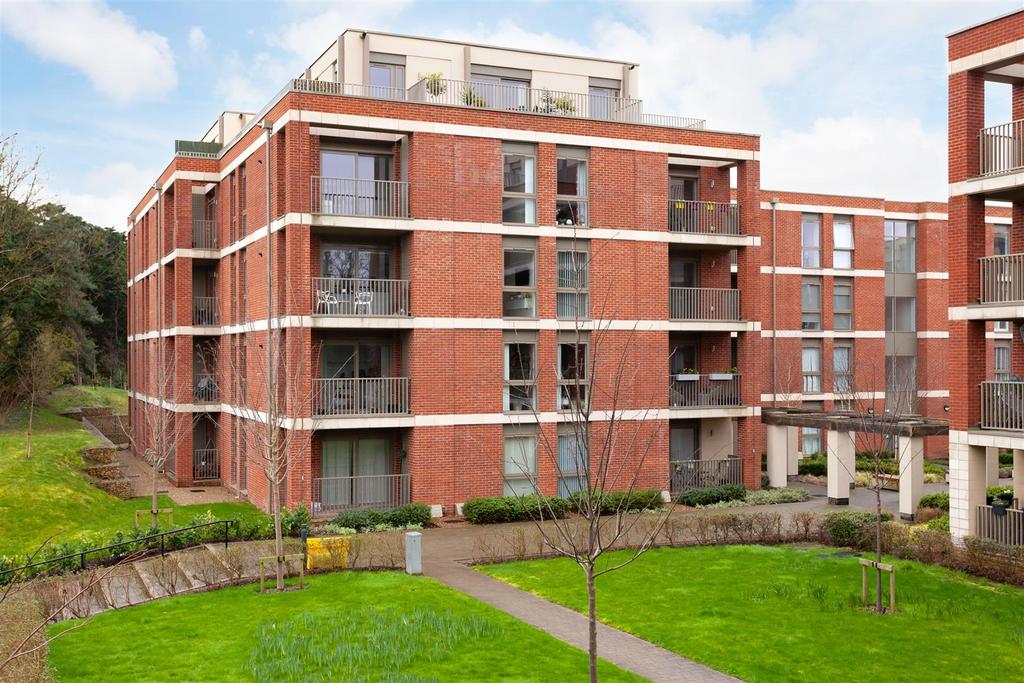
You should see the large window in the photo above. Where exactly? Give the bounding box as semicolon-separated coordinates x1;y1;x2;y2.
504;342;535;412
319;150;393;216
833;216;853;269
801;401;823;455
471;67;530;110
503;243;536;318
833;343;853;394
885;296;916;332
556;148;588;227
558;339;588;410
802;341;822;394
886;355;917;414
588;77;621;120
995;341;1011;381
801;214;821;268
833;278;853;331
557;430;588;497
368;54;405;96
995;225;1010;333
503;431;537;496
802;277;822;330
502;144;536;224
556;245;589;319
884;219;916;273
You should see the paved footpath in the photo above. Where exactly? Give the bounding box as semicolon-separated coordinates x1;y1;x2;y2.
420;524;740;682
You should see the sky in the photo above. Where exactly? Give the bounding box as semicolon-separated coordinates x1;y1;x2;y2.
1;0;1021;229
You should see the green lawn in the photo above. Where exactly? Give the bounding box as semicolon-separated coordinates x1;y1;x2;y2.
46;385;129;414
0;406;264;557
48;571;640;682
480;545;1024;683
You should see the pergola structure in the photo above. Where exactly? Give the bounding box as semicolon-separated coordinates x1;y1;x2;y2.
762;408;949;520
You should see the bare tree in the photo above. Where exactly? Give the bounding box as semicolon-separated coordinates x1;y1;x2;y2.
0;134;43;297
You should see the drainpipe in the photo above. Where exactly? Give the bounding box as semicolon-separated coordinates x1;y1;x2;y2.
770;197;779;407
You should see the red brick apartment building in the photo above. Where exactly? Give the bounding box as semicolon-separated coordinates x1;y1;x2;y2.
945;9;1024;543
125;29;980;517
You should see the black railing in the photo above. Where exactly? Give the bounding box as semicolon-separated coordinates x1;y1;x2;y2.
0;520;237;584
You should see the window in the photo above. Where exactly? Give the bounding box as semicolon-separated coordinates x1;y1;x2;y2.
884;220;916;273
802;341;822;393
833;343;853;394
556;245;589;319
368;53;405;97
995;341;1011;381
801;214;821;268
833;278;853;331
319;150;393;216
885;296;916;332
886;355;917;414
504;342;535;412
502;144;536;224
801;401;823;455
802;277;822;330
503;431;537;496
556;148;588;226
239;163;247;233
994;225;1010;333
588;77;621;120
558;339;588;410
471;66;530;110
557;430;588;497
833;216;853;269
502;244;536;317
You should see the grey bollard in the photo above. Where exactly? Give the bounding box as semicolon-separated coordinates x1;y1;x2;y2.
405;531;422;575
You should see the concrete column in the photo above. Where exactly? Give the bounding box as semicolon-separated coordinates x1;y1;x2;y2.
949;434;987;544
787;427;800;476
1014;449;1024;506
766;425;788;488
898;436;925;521
826;429;855;505
986;447;1000;486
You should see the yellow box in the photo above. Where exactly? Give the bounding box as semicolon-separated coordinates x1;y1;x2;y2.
306;535;351;570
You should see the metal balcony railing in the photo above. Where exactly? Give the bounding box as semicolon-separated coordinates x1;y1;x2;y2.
669;374;741;407
669;287;741;321
668;200;741;235
980;381;1024;431
311;277;410;317
979;253;1024;304
193;297;219;326
311;474;411;515
310;177;409;218
192;448;219;481
194;373;218;403
670;457;743;493
192;219;217;249
976;504;1024;546
313;377;410;417
979;119;1024;176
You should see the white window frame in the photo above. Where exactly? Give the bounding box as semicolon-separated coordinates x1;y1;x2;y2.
801;213;821;268
833;216;854;269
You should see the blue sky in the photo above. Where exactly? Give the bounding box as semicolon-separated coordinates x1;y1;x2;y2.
1;0;1021;228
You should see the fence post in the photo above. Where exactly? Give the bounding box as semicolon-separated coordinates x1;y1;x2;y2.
160;535;165;557
405;531;422;575
80;552;86;571
223;522;229;549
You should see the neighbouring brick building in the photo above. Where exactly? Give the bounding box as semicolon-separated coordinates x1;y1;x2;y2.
126;28;973;518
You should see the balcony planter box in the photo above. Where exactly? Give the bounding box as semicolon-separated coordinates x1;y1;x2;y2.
708;373;734;381
992;503;1008;518
675;374;699;381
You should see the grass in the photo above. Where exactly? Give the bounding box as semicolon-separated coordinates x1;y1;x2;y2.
480;545;1024;683
48;572;641;682
46;384;129;414
0;403;264;558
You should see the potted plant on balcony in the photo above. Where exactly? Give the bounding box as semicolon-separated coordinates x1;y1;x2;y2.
709;369;735;381
675;368;699;381
419;72;447;97
461;84;487;107
992;498;1009;517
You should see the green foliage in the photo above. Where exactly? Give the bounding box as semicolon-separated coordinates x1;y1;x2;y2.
919;492;950;511
320;523;356;536
998;451;1014;466
702;487;811;508
987;486;1014;505
822;510;891;548
281;504;312;537
461;495;571;524
330;503;432;531
798;455;827;476
927;513;950;533
675;483;747;507
570;488;664;514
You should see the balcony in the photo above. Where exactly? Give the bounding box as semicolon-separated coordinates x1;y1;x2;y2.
310;177;409;218
311;277;410;317
668;200;741;235
979;119;1024;177
669;374;742;408
192;219;217;249
669;287;741;321
312;377;410;417
291;77;706;130
311;473;411;515
670;456;743;494
192;297;219;326
980;381;1024;431
976;504;1024;546
194;373;218;403
192;448;219;481
979;253;1024;306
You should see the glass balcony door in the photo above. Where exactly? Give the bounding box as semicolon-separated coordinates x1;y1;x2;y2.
319;246;392;315
320;342;391;414
321;437;391;508
320;151;392;216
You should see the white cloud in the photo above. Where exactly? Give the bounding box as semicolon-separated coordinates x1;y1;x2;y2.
188;26;208;53
1;0;176;103
270;1;414;57
46;162;160;230
216;51;293;112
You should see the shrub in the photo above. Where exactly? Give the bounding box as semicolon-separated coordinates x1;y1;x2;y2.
675;484;747;507
320;523;357;536
822;510;890;548
998;451;1013;466
987;486;1014;505
461;495;570;524
918;492;950;511
926;513;950;533
798;455;827;477
571;488;664;514
281;505;312;537
331;503;432;531
702;487;810;509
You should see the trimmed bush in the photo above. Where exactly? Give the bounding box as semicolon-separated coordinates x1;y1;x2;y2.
797;455;827;477
675;484;747;507
330;504;432;531
281;505;312;537
571;488;664;515
462;495;571;524
822;510;891;548
926;513;950;533
918;492;950;511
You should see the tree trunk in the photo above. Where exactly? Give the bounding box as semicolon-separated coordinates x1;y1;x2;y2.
150;451;160;529
272;476;284;591
24;389;35;459
875;475;883;613
587;564;598;683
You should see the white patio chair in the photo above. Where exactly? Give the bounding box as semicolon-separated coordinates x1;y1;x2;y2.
316;289;338;315
353;290;374;315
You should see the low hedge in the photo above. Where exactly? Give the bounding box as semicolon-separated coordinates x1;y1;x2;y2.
462;495;571;524
822;510;891;547
798;455;827;477
675;484;747;507
918;492;950;511
570;488;664;515
330;503;432;531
